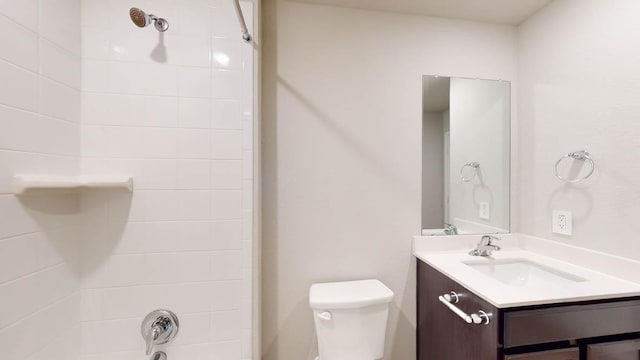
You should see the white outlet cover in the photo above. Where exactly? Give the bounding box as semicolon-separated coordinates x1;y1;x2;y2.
552;210;572;236
479;202;490;220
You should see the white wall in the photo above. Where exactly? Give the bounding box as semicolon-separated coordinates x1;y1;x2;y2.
79;0;256;359
262;1;518;358
449;78;510;233
0;1;82;360
421;111;444;228
518;0;640;259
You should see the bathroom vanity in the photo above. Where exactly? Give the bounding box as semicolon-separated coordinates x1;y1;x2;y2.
415;235;640;360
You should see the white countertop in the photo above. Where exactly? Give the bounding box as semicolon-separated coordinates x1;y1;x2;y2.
414;234;640;308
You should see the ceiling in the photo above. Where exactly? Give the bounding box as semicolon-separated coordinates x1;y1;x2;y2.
290;0;554;25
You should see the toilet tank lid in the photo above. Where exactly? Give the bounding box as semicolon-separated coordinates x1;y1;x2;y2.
309;279;394;309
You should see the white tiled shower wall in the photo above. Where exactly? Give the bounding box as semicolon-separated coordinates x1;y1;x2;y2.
79;0;254;359
0;0;255;359
0;1;82;360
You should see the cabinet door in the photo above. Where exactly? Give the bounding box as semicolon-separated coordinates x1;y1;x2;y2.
417;260;500;360
505;348;579;360
450;283;500;360
417;260;455;360
587;339;640;359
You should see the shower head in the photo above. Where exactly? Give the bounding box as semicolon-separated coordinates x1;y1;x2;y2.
129;7;150;27
129;7;169;32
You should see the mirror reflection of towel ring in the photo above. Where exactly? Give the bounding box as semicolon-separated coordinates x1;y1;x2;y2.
460;162;479;182
554;150;595;183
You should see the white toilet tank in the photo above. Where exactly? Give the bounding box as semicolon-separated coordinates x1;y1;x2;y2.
309;279;394;360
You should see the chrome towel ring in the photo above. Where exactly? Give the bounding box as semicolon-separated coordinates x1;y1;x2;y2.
554;150;595;183
460;162;479;182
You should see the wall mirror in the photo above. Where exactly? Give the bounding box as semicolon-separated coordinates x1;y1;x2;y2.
422;76;510;235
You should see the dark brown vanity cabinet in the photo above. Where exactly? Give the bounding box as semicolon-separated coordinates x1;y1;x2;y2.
586;339;640;359
417;260;640;360
504;348;578;360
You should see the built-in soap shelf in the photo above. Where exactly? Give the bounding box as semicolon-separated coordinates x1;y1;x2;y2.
12;175;134;195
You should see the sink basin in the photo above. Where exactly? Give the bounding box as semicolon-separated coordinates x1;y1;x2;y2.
464;259;587;287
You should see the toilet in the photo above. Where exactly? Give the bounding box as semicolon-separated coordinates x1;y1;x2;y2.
309;279;394;360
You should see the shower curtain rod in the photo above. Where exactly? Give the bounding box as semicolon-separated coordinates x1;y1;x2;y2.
232;0;252;43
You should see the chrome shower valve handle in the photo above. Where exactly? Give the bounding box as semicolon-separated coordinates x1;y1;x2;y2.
141;310;179;355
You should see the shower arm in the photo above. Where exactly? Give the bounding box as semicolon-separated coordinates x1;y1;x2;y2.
232;0;252;43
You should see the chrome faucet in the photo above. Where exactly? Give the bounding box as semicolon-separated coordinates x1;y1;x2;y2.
444;223;458;235
469;235;501;256
141;310;179;355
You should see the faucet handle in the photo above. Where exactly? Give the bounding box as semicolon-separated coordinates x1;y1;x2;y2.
141;310;179;355
481;235;500;244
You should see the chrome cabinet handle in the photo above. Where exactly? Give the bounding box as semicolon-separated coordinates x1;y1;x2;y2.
438;291;492;325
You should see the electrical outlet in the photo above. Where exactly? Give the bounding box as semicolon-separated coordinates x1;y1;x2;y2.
552;210;572;236
479;202;490;220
